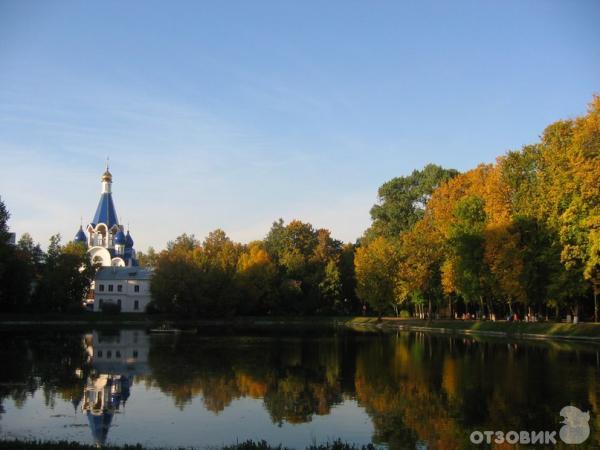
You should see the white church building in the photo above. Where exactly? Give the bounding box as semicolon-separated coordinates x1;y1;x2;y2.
75;165;152;313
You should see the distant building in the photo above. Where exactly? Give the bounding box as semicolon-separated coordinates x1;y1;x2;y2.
93;266;152;313
74;163;153;312
7;232;16;245
73;163;139;267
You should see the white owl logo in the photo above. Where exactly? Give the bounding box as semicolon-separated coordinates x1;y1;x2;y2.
559;405;590;444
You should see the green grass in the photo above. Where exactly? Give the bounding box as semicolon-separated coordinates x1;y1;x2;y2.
0;439;376;450
346;317;600;338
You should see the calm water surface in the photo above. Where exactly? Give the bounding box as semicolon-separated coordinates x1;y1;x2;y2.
0;326;599;449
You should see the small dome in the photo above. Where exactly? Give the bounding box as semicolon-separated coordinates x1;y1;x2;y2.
114;229;126;245
74;226;87;243
125;230;134;248
101;169;112;182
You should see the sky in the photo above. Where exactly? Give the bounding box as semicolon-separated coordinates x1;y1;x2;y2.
0;0;599;250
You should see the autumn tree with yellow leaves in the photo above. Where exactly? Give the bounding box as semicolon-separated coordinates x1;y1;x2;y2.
356;95;599;321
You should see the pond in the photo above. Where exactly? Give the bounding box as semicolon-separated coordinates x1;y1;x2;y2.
0;326;598;449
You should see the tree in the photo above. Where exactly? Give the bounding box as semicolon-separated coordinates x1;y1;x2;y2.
137;246;159;267
339;243;360;314
354;237;400;317
558;96;600;320
236;242;279;314
0;196;9;241
398;218;444;318
34;235;94;312
448;196;491;317
151;247;204;316
0;198;37;312
366;164;458;240
167;233;200;252
319;259;343;313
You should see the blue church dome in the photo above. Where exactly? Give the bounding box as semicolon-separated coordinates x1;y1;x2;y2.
114;229;126;245
125;230;134;248
74;226;87;243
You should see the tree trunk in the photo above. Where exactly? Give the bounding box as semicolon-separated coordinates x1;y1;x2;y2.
479;297;485;320
487;299;495;321
594;290;598;323
428;298;432;319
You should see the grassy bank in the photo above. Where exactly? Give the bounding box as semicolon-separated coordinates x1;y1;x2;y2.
346;317;600;340
0;439;375;450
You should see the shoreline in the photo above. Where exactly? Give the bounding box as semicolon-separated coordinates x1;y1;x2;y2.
346;317;600;343
2;314;600;343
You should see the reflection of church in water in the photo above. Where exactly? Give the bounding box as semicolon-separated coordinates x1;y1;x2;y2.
81;330;149;446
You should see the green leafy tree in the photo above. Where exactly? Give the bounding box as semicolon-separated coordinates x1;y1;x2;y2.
137;246;159;267
448;196;491;316
0;198;37;312
34;235;94;312
367;164;458;240
319;259;343;313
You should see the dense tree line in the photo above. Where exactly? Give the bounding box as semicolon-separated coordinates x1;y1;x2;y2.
148;223;361;316
0;198;94;313
356;96;599;321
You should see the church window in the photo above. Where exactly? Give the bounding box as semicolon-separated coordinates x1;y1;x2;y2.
134;300;139;310
99;284;104;292
117;284;122;292
108;284;114;292
134;285;140;293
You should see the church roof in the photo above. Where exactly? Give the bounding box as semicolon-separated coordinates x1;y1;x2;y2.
92;193;119;228
114;229;126;245
125;230;134;248
74;226;87;243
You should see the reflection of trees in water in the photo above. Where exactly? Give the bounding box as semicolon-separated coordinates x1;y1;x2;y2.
354;334;600;449
146;332;600;447
0;331;90;420
147;335;349;423
2;329;600;449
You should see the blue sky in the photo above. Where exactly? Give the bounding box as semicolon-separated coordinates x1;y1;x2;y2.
1;1;598;250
